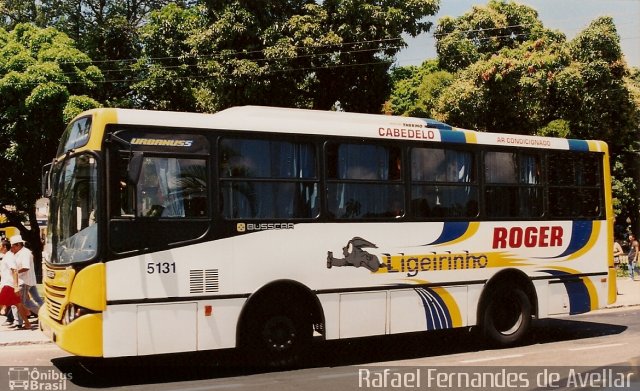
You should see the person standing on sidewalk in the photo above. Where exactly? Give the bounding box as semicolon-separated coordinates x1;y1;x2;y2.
0;239;32;329
628;234;639;281
9;235;41;318
0;240;16;325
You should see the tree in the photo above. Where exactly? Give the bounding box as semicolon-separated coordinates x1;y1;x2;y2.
0;23;101;273
432;11;637;141
281;0;441;112
388;60;453;117
434;0;562;73
167;0;442;113
428;3;639;232
43;0;178;106
131;3;206;111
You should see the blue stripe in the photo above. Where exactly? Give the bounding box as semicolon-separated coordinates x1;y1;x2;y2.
541;270;591;315
568;139;589;151
415;288;452;330
426;221;469;245
440;130;467;143
553;220;592;258
425;119;453;130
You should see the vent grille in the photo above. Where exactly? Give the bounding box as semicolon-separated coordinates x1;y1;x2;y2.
190;269;219;294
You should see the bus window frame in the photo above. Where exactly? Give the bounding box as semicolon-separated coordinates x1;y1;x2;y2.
218;135;321;222
324;139;407;222
46;150;104;266
105;128;213;257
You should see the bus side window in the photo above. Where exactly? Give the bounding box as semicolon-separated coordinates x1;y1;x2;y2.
548;153;602;218
219;138;318;219
112;154;208;219
484;151;543;218
410;147;477;219
326;143;405;219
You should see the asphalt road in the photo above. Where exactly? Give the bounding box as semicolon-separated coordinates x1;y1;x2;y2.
2;307;639;391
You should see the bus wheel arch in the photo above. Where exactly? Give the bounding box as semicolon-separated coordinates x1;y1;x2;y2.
477;269;537;347
237;279;324;367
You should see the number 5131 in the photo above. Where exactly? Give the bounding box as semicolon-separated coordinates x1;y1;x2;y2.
147;262;176;274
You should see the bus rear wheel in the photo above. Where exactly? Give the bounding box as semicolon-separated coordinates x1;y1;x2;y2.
244;306;311;368
482;284;531;347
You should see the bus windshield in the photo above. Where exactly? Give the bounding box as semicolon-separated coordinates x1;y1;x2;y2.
47;153;99;264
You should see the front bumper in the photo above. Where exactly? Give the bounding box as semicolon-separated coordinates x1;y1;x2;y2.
39;306;103;357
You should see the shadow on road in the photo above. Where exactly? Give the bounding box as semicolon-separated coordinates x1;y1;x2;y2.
52;316;627;388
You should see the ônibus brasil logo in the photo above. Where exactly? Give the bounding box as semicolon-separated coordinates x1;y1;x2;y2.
8;367;71;391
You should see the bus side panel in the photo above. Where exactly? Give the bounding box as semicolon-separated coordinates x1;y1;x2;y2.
339;291;387;338
318;294;340;340
197;298;245;351
103;305;137;357
137;303;197;355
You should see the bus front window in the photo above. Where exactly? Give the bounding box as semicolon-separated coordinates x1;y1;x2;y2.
47;154;99;264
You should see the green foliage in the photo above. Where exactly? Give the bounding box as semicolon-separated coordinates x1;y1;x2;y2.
63;95;101;123
536;119;571;138
434;0;561;72
132;3;206;111
388;1;639;226
129;0;440;113
0;23;102;215
388;60;453;117
430;10;636;146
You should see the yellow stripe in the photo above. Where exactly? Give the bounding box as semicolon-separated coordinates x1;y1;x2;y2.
587;140;601;152
66;108;118;155
401;280;463;327
583;276;599;310
545;266;599;310
566;221;601;261
437;221;480;247
600;143;617;304
431;287;463;327
463;130;477;144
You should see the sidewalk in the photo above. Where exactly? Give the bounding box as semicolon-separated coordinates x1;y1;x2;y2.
609;276;640;308
0;318;50;346
1;277;639;347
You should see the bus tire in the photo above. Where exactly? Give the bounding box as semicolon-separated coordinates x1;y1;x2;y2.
481;284;531;347
244;304;312;368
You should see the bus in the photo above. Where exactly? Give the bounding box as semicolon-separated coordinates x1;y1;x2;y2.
39;106;615;366
0;216;18;242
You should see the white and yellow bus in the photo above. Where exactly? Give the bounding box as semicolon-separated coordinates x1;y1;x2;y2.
40;106;615;365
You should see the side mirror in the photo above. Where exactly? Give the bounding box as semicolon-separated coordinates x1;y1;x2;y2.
127;152;144;185
41;162;52;197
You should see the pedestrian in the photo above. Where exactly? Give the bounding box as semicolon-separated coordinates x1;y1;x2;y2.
613;239;624;269
629;234;639;280
0;239;32;329
613;239;624;294
9;235;41;318
0;239;16;325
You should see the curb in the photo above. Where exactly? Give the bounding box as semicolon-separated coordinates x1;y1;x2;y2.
0;339;53;347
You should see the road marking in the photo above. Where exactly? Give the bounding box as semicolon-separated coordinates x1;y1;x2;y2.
171;384;246;391
568;343;626;351
459;354;523;363
317;372;359;379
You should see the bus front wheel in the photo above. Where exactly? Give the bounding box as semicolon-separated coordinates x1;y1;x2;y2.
481;284;531;347
244;305;311;368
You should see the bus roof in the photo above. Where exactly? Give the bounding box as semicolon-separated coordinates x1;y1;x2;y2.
86;106;607;153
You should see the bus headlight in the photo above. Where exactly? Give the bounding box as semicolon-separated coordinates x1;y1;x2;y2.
63;304;90;325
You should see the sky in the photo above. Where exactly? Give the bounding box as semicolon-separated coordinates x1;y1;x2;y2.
396;0;640;68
